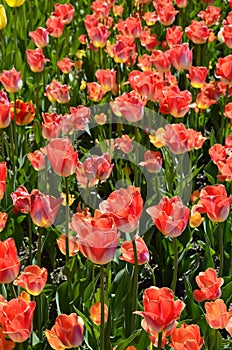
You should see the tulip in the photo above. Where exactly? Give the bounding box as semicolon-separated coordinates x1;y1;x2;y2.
45;313;84;349
120;236;149;265
100;186;143;233
27;150;46;171
135;286;185;334
5;0;25;7
187;66;208;89
193;268;224;302
45;79;70;104
45;137;78;177
57;57;74;74
169;43;192;71
139;150;162;173
0;237;20;284
216;55;232;85
26;48;49;73
0;90;10;129
11;185;31;214
0;212;7;232
87;82;105;102
185;20;213;44
10;99;35;125
13;265;48;296
90;302;108;325
2;298;36;342
0;68;22;94
30;189;63;228
205;299;232;329
29;27;49;48
0;161;6;200
170;323;204;350
0;5;7;30
0;327;15;350
57;233;80;257
54;3;75;24
46;15;65;38
147;196;190;237
115;135;133;154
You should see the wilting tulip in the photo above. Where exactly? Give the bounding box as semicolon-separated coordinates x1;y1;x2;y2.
5;0;25;7
135;287;185;334
66;105;91;132
26;48;49;73
29;27;49;48
45;313;84;349
193;268;224;302
45;137;78;177
0;68;22;93
13;265;48;296
100;186;143;233
0;237;20;284
205;299;232;329
71;211;120;265
27;150;46;171
170;323;204;350
30;189;63;228
10;99;35;125
0;327;15;350
57;233;80;257
0;90;10;129
11;185;31;214
2;298;36;342
147;196;190;237
191;184;232;222
90;302;108;325
0;5;7;30
120;236;149;265
0;212;7;232
0;161;6;200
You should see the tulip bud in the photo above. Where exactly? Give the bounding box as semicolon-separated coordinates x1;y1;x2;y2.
5;0;25;7
0;5;7;30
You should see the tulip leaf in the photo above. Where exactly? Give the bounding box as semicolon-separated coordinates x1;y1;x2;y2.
116;330;141;350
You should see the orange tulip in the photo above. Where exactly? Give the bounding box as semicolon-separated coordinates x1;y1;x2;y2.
13;265;48;296
193;268;224;302
170;323;204;349
87;82;105;102
117;16;142;38
57;233;80;257
0;238;20;284
135;286;185;333
10;99;35;125
100;186;143;233
46;15;65;38
27;150;46;171
120;236;149;265
166;26;183;47
2;298;36;342
0;161;6;200
95;69;117;94
45;313;84;349
205;299;232;329
57;57;74;74
90;302;108;325
198;6;221;26
0;327;15;350
45;79;70;104
187;66;208;89
30;189;63;228
216;55;232;85
45;137;78;177
0;212;7;232
110;91;144;122
147;196;190;237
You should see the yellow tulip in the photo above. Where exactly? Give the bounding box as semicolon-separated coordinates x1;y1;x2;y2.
0;5;7;30
5;0;25;7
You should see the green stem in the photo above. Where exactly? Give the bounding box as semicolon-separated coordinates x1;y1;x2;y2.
218;223;224;277
157;332;163;350
106;261;111;293
196;44;201;66
100;264;105;350
37;227;43;266
171;237;178;293
36;293;42;341
0;129;4;161
146;262;156;286
9;282;17;299
14;8;18;69
92;264;96;301
131;238;138;331
65;176;70;262
13;92;18;157
28;216;32;265
18;342;24;350
35;73;41;119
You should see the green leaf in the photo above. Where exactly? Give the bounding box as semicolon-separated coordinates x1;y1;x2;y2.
116;330;142;350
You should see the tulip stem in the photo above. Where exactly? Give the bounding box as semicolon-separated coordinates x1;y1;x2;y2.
100;264;105;350
218;223;224;277
28;216;32;265
157;331;162;350
196;44;201;66
37;227;43;266
131;238;138;331
65;176;70;261
171;237;178;293
0;129;4;161
13;8;18;69
13;92;18;158
18;343;24;350
36;293;43;341
9;282;17;299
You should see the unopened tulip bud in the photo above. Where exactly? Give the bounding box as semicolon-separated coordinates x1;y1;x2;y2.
0;5;7;30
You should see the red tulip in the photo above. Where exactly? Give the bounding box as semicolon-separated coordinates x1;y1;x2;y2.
185;20;214;44
135;286;185;333
87;82;105;102
159;86;193;118
90;302;108;325
53;3;75;24
88;25;110;48
0;212;7;232
29;27;49;48
117;16;142;38
170;323;204;350
198;6;221;26
91;0;111;19
57;57;74;74
13;265;48;296
26;48;49;73
205;299;232;329
196;81;221;109
95;69;117;94
139;150;162;173
222;25;232;49
0;68;22;93
27;150;46;171
0;161;6;200
106;36;137;66
151;50;171;73
193;268;224;302
155;3;178;26
169;43;192;71
147;196;190;237
192;184;232;222
45;137;78;177
45;79;70;104
30;189;63;228
45;313;84;349
42;112;62;139
166;26;183;47
46;15;65;38
0;327;15;350
216;55;232;85
120;236;149;265
2;298;36;342
11;185;31;214
0;237;20;284
115;135;133;154
100;186;143;233
187;66;208;88
0;90;10;129
57;233;80;257
10;99;35;125
111;91;145;122
71;211;119;265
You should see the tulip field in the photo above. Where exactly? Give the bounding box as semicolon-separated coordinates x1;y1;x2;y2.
1;0;232;349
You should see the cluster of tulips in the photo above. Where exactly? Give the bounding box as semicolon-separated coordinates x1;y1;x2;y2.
0;0;232;349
